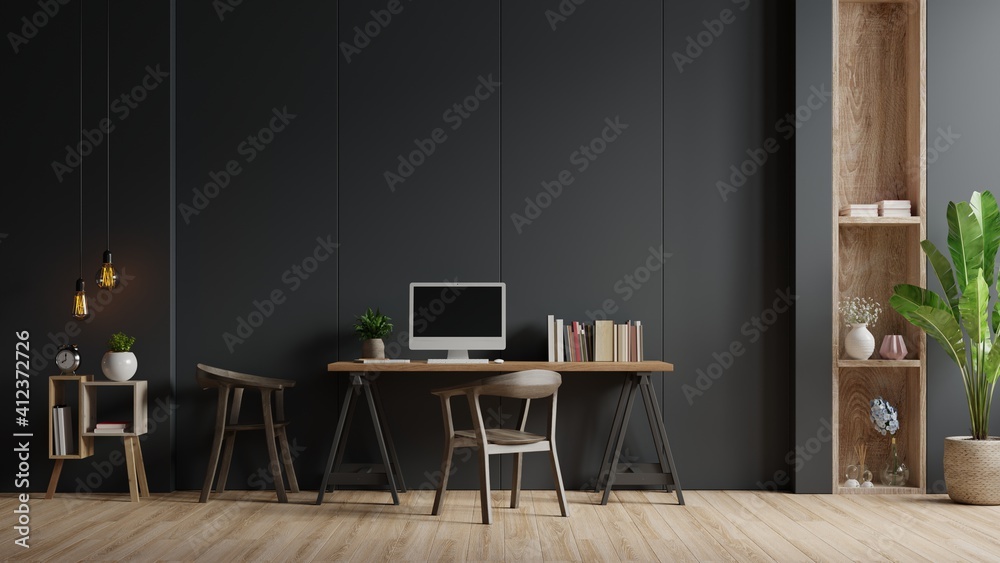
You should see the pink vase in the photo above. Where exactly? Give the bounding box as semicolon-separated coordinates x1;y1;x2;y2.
880;335;908;360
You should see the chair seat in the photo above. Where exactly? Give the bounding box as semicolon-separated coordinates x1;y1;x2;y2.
455;428;546;445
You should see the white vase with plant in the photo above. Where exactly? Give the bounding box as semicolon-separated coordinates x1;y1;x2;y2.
102;332;137;382
890;190;1000;504
840;297;882;360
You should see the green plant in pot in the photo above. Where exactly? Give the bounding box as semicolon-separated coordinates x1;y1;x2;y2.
890;191;1000;505
355;308;393;359
102;332;138;382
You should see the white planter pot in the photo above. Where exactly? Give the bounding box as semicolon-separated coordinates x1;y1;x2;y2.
102;351;138;382
844;323;875;360
944;436;1000;505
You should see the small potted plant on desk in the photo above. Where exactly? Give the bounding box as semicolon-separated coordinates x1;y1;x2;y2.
102;331;137;382
355;308;393;360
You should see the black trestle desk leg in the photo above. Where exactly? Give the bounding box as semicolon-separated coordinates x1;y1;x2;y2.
316;374;359;505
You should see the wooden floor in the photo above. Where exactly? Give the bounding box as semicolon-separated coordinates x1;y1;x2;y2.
2;489;999;561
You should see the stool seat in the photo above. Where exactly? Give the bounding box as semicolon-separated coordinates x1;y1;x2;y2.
197;363;299;503
454;428;546;445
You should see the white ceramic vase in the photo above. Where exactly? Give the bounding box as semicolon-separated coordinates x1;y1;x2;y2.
102;351;138;381
845;323;875;360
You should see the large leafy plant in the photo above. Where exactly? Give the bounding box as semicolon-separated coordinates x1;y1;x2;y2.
890;191;1000;440
354;307;393;340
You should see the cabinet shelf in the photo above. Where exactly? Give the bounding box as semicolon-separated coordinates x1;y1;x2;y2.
838;359;921;369
838;216;920;226
831;0;926;495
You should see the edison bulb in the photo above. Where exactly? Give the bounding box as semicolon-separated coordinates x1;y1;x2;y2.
95;250;119;289
72;278;89;320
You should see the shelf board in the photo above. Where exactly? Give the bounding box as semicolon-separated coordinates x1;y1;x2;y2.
82;432;142;437
49;454;91;460
838;359;921;368
838;484;924;495
838;216;921;226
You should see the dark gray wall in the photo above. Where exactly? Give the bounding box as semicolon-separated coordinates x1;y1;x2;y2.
794;0;833;493
794;0;1000;492
5;0;796;495
1;0;174;491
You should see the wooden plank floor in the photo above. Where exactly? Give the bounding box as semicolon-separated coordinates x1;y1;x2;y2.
2;490;998;561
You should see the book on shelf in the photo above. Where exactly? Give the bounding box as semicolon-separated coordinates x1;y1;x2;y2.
840;204;879;217
52;405;75;455
94;426;131;434
95;421;129;429
547;316;646;362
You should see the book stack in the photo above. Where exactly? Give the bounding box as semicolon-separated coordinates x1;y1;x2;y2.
94;421;130;434
878;200;912;217
546;315;644;362
840;203;879;217
52;406;75;455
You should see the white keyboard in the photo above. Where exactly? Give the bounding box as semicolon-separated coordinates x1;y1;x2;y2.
426;358;491;364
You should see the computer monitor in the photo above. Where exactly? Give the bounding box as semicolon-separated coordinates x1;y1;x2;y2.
408;282;506;360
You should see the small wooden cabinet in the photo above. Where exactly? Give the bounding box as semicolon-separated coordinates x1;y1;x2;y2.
46;377;150;502
831;0;926;494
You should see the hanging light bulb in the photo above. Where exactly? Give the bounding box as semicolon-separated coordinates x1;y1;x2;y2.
95;2;119;289
73;279;90;320
72;6;89;320
96;250;118;288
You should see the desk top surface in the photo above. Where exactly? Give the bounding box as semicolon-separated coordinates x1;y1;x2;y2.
327;360;673;373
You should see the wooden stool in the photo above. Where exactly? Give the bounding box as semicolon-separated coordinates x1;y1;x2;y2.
196;364;299;503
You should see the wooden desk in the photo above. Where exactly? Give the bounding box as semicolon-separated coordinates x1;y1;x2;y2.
316;361;683;507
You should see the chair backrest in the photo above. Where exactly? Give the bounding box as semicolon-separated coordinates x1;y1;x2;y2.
468;370;561;399
195;363;295;390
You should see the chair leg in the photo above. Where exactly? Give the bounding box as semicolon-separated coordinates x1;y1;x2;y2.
277;428;300;493
511;453;523;509
477;445;492;524
549;447;570;517
215;431;236;493
200;387;230;503
431;443;454;516
260;390;287;503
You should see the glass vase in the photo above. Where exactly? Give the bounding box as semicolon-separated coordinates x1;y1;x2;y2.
881;438;909;487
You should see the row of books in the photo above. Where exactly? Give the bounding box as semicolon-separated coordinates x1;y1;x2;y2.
52;406;75;456
840;200;912;217
546;316;644;362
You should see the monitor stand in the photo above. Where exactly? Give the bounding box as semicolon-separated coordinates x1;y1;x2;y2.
446;349;470;360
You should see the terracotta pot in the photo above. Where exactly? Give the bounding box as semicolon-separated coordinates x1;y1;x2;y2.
943;436;1000;505
362;338;385;359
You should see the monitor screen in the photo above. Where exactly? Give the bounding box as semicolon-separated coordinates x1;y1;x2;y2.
412;285;503;337
408;282;506;356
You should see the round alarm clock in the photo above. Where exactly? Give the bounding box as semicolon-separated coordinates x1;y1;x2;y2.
55;344;81;374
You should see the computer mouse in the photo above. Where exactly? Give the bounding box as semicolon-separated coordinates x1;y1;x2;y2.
493;359;504;363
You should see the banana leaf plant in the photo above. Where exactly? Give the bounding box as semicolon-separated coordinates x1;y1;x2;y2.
890;191;1000;440
889;191;1000;440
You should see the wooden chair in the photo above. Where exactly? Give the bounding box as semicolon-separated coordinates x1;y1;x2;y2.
196;364;299;503
430;370;569;524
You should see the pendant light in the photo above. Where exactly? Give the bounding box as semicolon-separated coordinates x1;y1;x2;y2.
73;4;90;320
95;0;118;289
